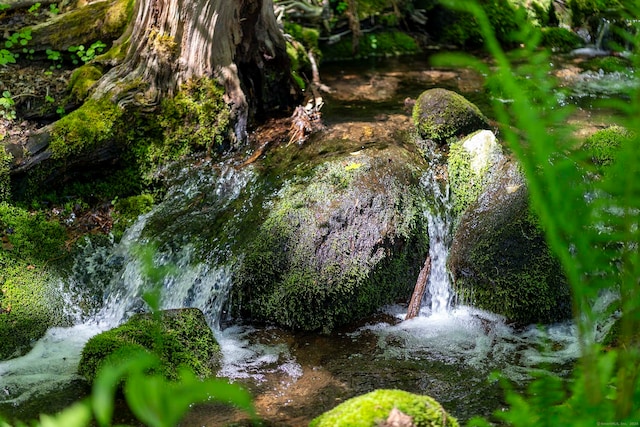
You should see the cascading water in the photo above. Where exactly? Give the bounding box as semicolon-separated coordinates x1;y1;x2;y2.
421;168;453;316
0;158;299;408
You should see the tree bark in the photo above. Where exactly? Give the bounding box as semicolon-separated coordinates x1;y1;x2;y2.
92;0;300;145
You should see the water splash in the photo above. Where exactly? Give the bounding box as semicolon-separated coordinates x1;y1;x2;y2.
0;159;259;406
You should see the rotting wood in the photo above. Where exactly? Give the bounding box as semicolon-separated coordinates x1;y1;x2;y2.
405;255;431;320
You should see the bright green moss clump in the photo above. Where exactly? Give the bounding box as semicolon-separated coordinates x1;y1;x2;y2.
583;125;632;169
67;64;104;103
78;308;220;384
310;389;459;427
0;203;68;359
158;78;231;155
50;98;124;159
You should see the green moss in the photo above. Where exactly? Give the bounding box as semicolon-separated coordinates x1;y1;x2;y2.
158;78;231;156
321;31;419;60
67;64;104;103
540;27;584;51
449;180;571;325
0;265;66;360
0;202;68;359
50;98;124;159
111;194;154;240
78;308;220;384
412;88;489;145
447;131;500;217
582;56;633;73
0;147;12;203
309;389;459;427
232;147;429;332
583;125;632;169
429;0;523;49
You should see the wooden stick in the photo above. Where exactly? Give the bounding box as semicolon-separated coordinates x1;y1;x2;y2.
405;255;431;320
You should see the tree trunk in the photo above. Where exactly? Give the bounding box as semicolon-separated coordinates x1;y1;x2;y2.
92;0;300;145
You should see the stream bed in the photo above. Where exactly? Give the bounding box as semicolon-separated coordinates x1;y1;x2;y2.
0;52;632;426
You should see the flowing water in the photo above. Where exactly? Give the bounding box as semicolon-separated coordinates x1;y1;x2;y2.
0;54;628;425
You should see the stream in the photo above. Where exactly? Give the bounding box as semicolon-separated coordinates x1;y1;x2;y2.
0;53;633;426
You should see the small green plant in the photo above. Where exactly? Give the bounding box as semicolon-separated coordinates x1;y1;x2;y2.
27;2;41;14
46;48;63;69
4;29;32;49
334;0;348;15
0;49;16;66
0;4;11;11
0;91;16;120
68;41;107;64
49;3;59;15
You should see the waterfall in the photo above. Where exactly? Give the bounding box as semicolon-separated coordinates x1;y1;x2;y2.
0;159;255;406
422;171;454;316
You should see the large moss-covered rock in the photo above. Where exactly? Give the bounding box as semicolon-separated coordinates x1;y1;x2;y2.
309;389;459;427
231;144;430;333
412;88;489;145
78;308;219;383
448;159;572;325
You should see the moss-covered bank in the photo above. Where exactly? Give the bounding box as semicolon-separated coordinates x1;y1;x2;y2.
0;203;68;360
78;308;220;384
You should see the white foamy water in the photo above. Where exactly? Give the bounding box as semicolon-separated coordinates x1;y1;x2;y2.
215;325;302;383
0;324;105;405
356;304;584;382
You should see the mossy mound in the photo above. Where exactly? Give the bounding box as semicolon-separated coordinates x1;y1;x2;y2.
309;389;459;427
583;125;632;169
0;202;68;360
78;308;220;384
412;88;489;146
426;0;521;49
447;130;503;218
231;144;430;333
540;27;584;52
321;31;420;61
448;160;571;325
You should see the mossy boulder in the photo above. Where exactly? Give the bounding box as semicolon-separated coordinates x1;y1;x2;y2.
412;88;489;146
448;159;572;325
0;203;68;360
78;308;220;384
448;130;503;218
309;389;459;427
583;125;632;170
231;144;430;333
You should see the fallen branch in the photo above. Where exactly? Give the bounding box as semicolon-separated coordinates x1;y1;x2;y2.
405;255;431;320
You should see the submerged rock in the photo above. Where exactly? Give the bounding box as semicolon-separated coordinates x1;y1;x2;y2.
448;159;572;325
78;308;220;383
412;88;489;145
231;143;430;333
309;389;459;427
